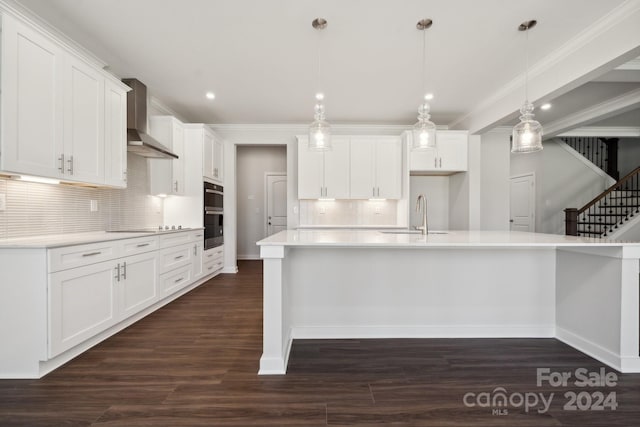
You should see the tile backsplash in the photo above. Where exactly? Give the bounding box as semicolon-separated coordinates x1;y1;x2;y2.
0;154;163;239
299;199;399;227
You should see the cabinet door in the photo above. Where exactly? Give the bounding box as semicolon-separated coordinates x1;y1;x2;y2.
1;14;65;178
375;137;402;199
104;80;127;187
323;136;350;199
49;260;118;357
409;130;438;172
203;130;216;180
63;54;105;184
437;132;468;172
192;242;204;279
120;252;159;319
297;137;324;199
213;139;224;182
171;122;185;194
349;137;376;199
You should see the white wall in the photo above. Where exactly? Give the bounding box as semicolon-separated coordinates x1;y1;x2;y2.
449;135;481;230
480;130;511;230
236;146;287;259
511;140;611;235
409;176;449;230
618;138;640;178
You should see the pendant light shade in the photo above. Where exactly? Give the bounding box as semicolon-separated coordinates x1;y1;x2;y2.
309;18;331;151
412;101;436;150
309;93;331;151
412;19;437;151
512;20;543;153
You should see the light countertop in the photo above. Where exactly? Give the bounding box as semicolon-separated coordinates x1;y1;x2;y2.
257;229;640;248
0;228;203;249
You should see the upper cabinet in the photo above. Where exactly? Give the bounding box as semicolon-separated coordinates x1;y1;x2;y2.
297;136;350;199
149;116;185;195
104;80;128;187
203;131;224;183
409;130;468;175
350;136;402;199
0;13;129;187
298;135;402;200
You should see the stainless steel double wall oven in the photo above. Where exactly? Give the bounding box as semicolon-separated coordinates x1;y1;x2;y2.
204;182;223;249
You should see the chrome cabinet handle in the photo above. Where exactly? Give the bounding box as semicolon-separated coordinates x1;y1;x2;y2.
67;155;74;175
114;264;121;281
174;277;184;283
136;243;150;248
122;261;127;280
174;255;184;260
174;181;178;192
82;251;102;257
439;158;442;168
434;157;437;168
194;244;197;256
58;154;65;174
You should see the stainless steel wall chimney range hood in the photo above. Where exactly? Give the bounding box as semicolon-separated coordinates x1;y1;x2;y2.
122;78;178;159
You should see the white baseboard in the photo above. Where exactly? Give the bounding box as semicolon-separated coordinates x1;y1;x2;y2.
237;254;261;260
291;325;556;339
555;326;628;372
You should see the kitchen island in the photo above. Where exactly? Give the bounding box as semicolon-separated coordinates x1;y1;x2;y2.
257;230;640;374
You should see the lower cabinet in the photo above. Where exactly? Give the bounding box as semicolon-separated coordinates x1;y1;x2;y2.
49;259;119;357
119;252;159;319
48;231;217;359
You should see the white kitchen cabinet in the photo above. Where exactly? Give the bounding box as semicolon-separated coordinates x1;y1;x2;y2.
409;131;468;174
0;13;65;178
350;136;402;199
297;136;350;199
63;53;105;183
49;259;119;357
203;129;224;183
149;116;185;195
0;13;129;187
119;252;159;319
203;245;224;275
192;241;205;280
104;79;128;188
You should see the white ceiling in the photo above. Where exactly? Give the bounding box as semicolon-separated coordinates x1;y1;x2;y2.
16;0;629;126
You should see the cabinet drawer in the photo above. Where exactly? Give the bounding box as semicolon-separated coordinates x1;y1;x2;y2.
203;258;224;275
204;246;224;262
159;232;192;248
121;236;159;256
191;230;205;242
160;265;192;295
49;241;118;272
159;243;192;274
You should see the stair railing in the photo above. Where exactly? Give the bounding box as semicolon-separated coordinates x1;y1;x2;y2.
561;137;620;180
565;166;640;236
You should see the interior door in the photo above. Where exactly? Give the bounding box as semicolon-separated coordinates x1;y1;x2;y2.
510;174;535;232
266;174;287;236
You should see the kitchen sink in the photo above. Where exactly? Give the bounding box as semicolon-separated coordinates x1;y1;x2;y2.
380;230;448;235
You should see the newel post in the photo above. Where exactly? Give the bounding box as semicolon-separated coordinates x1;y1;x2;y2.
564;208;578;236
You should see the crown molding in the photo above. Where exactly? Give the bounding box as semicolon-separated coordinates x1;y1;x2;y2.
449;0;640;134
543;87;640;138
558;126;640;138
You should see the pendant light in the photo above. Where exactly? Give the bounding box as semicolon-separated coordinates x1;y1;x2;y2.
512;20;543;153
412;18;436;151
309;18;331;151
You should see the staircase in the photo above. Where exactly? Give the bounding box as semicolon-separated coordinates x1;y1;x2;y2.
560;137;620;180
565;167;640;237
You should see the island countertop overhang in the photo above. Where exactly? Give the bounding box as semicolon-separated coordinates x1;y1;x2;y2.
257;230;640;252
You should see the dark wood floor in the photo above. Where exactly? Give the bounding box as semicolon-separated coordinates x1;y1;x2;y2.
1;260;639;426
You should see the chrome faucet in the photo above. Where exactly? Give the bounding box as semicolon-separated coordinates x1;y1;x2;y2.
416;194;428;235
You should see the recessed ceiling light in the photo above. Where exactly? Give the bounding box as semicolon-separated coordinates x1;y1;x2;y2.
540;103;552;110
424;93;434;100
205;92;215;100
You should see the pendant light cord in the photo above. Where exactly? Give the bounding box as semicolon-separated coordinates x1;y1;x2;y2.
316;28;321;97
422;27;427;99
525;27;529;102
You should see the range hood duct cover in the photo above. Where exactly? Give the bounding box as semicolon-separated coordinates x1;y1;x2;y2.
122;78;178;160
